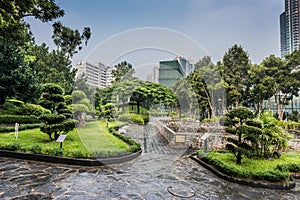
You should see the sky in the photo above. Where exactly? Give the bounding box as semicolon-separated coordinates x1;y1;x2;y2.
26;0;284;79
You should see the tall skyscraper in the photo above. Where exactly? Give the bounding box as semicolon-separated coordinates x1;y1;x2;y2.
280;0;300;58
75;61;113;88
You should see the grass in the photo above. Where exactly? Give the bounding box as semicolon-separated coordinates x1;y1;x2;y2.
207;151;300;173
201;151;300;182
0;120;131;158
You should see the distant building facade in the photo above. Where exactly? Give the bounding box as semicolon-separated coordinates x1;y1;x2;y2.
158;55;194;87
280;0;300;58
75;61;113;88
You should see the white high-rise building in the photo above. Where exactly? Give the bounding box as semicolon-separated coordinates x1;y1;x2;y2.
75;61;113;88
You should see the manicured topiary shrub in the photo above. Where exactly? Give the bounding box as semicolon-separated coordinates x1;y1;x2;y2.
0;124;42;133
18;103;51;116
0;115;40;124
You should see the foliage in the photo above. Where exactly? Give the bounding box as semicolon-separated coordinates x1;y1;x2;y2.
0;115;40;124
102;103;115;121
112;61;135;82
17;103;51;116
0;123;41;133
7;99;25;107
194;56;225;117
108;125;141;153
202;152;293;183
29;44;76;94
72;90;92;126
118;113;144;125
38;84;76;140
38;83;64;112
219;44;251;107
224;106;255;164
0;45;39;105
52;21;91;58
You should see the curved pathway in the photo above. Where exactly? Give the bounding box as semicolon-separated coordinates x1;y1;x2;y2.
0;123;299;199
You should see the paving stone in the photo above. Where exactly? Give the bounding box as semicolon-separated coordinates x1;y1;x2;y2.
0;122;300;199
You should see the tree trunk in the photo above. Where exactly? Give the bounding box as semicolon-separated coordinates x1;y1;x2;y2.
137;101;140;114
236;151;242;165
235;99;239;108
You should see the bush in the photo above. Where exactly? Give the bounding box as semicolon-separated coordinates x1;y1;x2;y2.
5;142;21;151
18;103;51;116
276;163;300;172
0;101;20;115
0;115;40;124
0;123;42;133
118;113;144;125
68;150;90;158
30;144;42;154
45;148;63;156
39;114;66;124
7;99;24;107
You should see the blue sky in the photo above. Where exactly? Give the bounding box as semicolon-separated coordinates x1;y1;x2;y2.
27;0;284;69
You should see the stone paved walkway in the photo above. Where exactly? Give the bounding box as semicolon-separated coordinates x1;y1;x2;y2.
0;123;299;199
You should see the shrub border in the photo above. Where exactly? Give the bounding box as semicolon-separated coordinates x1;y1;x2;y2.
0;149;142;166
190;155;296;190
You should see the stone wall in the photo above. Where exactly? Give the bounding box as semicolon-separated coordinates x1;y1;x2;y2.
155;120;300;152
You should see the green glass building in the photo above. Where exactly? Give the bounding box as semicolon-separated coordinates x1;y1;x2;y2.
158;60;185;87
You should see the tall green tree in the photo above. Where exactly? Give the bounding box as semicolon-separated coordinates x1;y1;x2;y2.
248;63;275;116
52;21;91;58
193;56;225;117
28;43;76;94
220;45;251;108
0;45;38;105
112;61;135;82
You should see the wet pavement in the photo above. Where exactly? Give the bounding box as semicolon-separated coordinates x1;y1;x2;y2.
0;123;300;199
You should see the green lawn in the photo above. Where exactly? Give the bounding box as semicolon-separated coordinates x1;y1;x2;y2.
0;120;130;158
207;151;300;173
201;151;300;182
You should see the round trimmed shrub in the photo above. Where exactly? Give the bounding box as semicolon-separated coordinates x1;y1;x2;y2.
18;103;51;116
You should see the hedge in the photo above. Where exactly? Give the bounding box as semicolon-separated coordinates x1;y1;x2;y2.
0;115;40;124
108;124;141;153
0;124;42;133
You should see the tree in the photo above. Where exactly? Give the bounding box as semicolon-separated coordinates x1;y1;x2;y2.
102;103;115;121
263;54;299;120
0;45;38;105
38;83;75;140
112;61;135;82
220;45;251;108
29;43;76;94
72;90;92;127
194;56;225;116
0;0;91;105
224;107;255;164
173;78;199;119
52;21;91;58
248;63;275;116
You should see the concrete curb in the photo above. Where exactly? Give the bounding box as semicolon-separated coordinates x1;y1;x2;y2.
190;155;296;190
0;149;142;166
